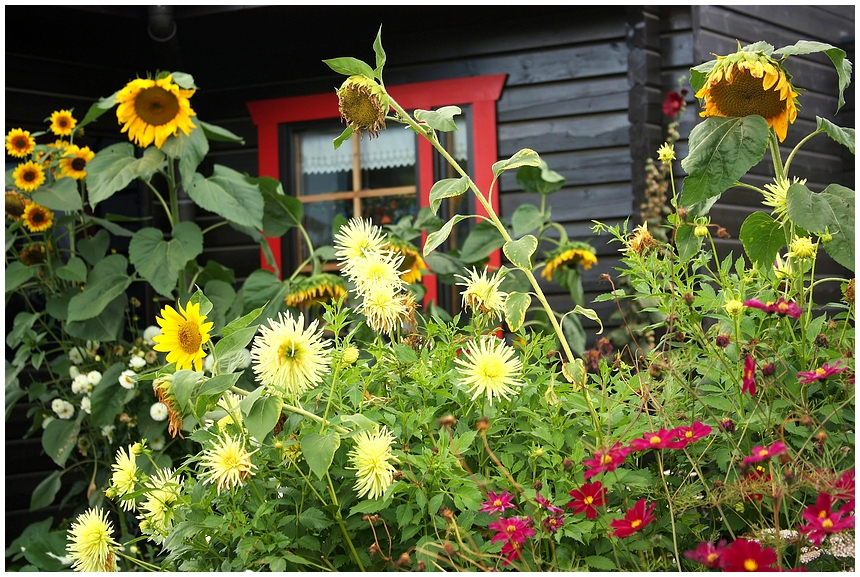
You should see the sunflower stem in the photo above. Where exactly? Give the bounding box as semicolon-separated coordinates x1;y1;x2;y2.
731;180;767;195
783;128;823;176
768;130;785;182
142;178;174;228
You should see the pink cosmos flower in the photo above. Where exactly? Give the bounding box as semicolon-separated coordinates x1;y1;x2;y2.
500;540;523;566
480;490;516;514
541;515;564;534
684;539;727;568
610;499;656;538
669;422;713;448
832;468;855;508
742;441;788;466
489;516;536;545
797;360;849;384
662;91;685;117
582;442;631;479
742;355;757;396
798;493;855;546
627;427;679;451
567;481;607;520
743;298;802;319
719;538;777;571
533;491;564;514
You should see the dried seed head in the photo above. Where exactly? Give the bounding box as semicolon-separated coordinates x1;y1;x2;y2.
336;75;389;139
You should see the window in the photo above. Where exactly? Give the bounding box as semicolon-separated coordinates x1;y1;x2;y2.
247;74;506;307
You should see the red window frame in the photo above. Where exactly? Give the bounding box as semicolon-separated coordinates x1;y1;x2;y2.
246;73;506;307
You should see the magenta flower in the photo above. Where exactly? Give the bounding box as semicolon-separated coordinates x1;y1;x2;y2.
684;539;727;568
832;468;855;508
582;442;631;479
742;355;757;396
541;514;564;534
500;540;523;566
719;538;777;571
480;490;516;514
662;91;685;117
743;298;802;319
742;441;788;465
627;427;679;451
489;516;536;545
567;481;607;520
610;499;656;538
797;360;849;384
798;493;855;546
669;422;713;448
533;491;564;514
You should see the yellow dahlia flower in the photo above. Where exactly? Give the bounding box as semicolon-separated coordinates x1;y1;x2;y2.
5;128;36;157
152;300;213;372
22;202;54;232
66;508;119;572
116;74;197;149
384;237;427;284
348;426;398;500
358;283;411;335
456;266;508;321
110;445;140;511
455;336;524;405
334;217;388;263
200;433;257;493
787;236;816;260
337;75;390;139
541;242;598;281
625;222;658;256
138;468;181;536
762;176;806;223
49;110;77;136
345;249;407;295
695;49;799;142
59;145;95;180
13;160;46;192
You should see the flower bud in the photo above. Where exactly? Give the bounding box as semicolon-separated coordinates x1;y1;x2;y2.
761;362;775;377
342;346;359;365
715;334;731;348
694;224;709;237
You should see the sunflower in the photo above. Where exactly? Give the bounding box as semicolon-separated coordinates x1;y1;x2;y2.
13;160;46;192
152;300;213;371
116;74;197;149
456;267;508;320
59;145;95;180
384;237;427;284
695;48;799;142
250;312;331;398
200;433;257;493
348;426;398;500
22;202;54;232
49;109;77;136
19;242;47;266
337;75;390;139
284;273;347;308
5;128;35;158
66;508;119;572
541;242;598;281
455;336;524;405
334;217;388;263
5;191;30;220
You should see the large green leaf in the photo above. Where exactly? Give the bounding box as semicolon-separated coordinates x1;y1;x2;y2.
55;256;88;283
322;57;374;78
197;373;240;398
787;183;835;234
774;41;853;111
172;370;204;410
511;204;545;236
66;274;131;322
816;117;855;155
262;192;304;237
77;229;111;265
185;165;264;230
414;106;461;133
198;119;245;144
42;416;81;467
89;363;129;428
504;291;531;333
30;470;62;511
65;294;127;342
680;116;769;206
128;222;203;298
739;212;785;269
31;177;82;211
423;214;473;257
301;432;341;480
516;160;566;195
242;393;283;442
503;235;538;269
86;144;165;208
372;24;386;78
429;177;470;214
78;92;118;129
460;220;506;263
161;124;209;186
674;223;704;263
6;261;35;293
819;185;854;271
492;148;541;178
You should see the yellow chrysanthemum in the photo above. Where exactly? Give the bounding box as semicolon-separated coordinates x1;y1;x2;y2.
13;160;46;192
625;222;658;256
787;236;816;260
251;312;331;398
284;273;347;308
337;75;390;139
695;49;799;142
22;202;54;232
5;128;36;158
541;242;598;281
66;508;119;572
200;433;257;493
5;191;30;220
49;110;77;136
456;267;508;320
384;238;427;284
359;283;411;335
110;445;140;511
59;145;95;180
334;217;388;263
657;142;675;163
138;468;181;537
455;336;524;405
761;176;806;223
116;74;197;149
152;300;213;372
348;426;398;500
346;250;407;295
19;242;47;266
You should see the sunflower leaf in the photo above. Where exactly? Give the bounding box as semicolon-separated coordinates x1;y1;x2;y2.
32;177;82;211
65;294;127;342
503;235;538;269
511;204;545;236
6;261;35;293
129;223;203;298
816;117;855;155
414;106;461;133
680;116;769;207
740;41;774;55
322;57;375;79
429;177;470;214
185;165;264;230
739;212;785;269
66;275;132;322
423;214;473;257
372;25;386;79
492;148;542;178
461;221;506;263
773;41;852;112
78;91;118;130
170;71;198;90
332;126;353;151
87;144;166;208
198;119;245;144
516;161;566;195
243;394;283;443
505;291;531;333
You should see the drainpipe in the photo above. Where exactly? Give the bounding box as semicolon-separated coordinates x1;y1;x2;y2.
148;5;176;42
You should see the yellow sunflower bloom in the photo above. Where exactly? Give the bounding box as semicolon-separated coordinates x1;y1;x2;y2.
348;426;398;500
200;433;257;493
110;445;140;511
5;191;31;220
284;273;347;308
66;508;119;572
152;300;213;372
250;312;331;398
456;266;508;320
384;237;427;284
455;336;524;405
116;74;197;149
19;242;47;266
541;242;598;281
22;202;54;232
695;49;799;142
59;145;96;180
13;160;46;192
49;110;77;136
5;128;36;158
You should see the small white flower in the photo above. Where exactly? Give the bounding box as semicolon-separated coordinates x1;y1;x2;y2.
71;374;91;395
86;370;102;386
85;340;100;353
118;370;137;390
80;396;91;414
69;365;80;379
149;436;166;451
150;402;168;422
51;399;75;420
42;416;55;429
101;424;116;441
204;354;215;373
68;347;84;365
238;348;252;369
143;325;161;345
129;356;146;370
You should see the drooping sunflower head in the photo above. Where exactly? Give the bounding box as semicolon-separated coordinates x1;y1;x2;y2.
200;433;257;493
19;242;48;266
49;109;77;136
337;75;390;139
455;336;524;406
348;426;398;500
66;508;119;573
5;191;30;220
152;300;213;372
59;145;96;180
284;273;347;309
5;128;36;158
22;202;54;232
13;160;46;193
695;48;799;142
384;237;427;284
152;375;186;439
541;241;598;281
116;74;197;149
455;266;508;320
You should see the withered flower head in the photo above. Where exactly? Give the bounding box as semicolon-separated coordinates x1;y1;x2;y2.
626;222;658;256
337;75;390;139
5;191;30;220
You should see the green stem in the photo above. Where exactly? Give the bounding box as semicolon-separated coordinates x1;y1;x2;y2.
115;549;162;572
201;221;229;236
282;402;348;435
656;452;682;567
768;130;785;182
142;179;174;228
732;181;767;195
783;129;823;176
326;473;366;571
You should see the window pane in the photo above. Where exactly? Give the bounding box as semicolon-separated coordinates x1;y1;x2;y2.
304;200;353;249
299;130;353;195
362;194;418;226
360;130;416;189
